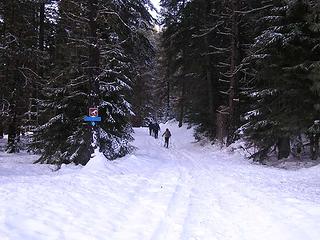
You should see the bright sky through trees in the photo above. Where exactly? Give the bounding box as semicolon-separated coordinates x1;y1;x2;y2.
150;0;160;29
151;0;160;11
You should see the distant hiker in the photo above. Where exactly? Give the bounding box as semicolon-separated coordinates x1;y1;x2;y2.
162;128;171;148
307;120;320;160
154;123;160;139
148;123;154;136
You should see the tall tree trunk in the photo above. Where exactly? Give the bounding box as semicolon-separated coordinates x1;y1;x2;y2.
277;137;290;159
206;67;214;132
166;39;174;121
7;110;19;153
204;34;215;136
83;0;100;164
178;81;185;127
32;2;45;128
88;0;99;107
227;0;240;145
5;2;20;153
0;121;3;139
39;2;45;52
166;76;170;121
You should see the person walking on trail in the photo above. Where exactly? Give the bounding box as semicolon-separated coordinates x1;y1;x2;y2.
154;123;160;139
148;123;154;136
162;128;171;148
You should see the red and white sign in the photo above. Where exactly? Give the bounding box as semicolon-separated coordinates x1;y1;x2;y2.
89;108;98;117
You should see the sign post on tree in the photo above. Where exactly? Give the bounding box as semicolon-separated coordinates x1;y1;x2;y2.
84;107;101;126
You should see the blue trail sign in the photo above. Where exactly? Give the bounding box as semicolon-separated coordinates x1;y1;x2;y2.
84;108;101;126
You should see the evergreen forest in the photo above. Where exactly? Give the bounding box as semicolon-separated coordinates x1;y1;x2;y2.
0;0;320;165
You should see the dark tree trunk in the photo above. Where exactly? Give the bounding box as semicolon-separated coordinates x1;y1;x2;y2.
6;112;19;153
166;39;173;121
88;0;99;103
227;0;240;145
7;72;22;153
39;2;45;52
216;110;228;145
206;67;214;133
204;34;215;136
4;2;21;153
178;81;185;128
0;121;3;139
277;137;290;159
76;0;100;166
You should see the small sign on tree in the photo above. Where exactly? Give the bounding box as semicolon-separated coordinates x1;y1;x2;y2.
89;108;98;117
84;107;101;126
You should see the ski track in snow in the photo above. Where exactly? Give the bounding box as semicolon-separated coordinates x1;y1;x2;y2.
1;123;320;240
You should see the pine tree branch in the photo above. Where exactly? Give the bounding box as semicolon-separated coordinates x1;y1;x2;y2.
235;5;273;15
100;9;132;32
192;21;224;38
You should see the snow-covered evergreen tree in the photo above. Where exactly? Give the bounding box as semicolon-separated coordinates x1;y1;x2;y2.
243;0;320;160
0;0;45;153
32;0;154;165
159;0;262;143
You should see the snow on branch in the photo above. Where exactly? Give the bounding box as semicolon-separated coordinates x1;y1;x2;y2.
234;5;273;15
192;21;224;38
219;90;230;96
218;62;231;67
34;114;64;132
217;31;233;37
63;12;89;24
209;45;230;52
219;79;230;83
100;9;132;32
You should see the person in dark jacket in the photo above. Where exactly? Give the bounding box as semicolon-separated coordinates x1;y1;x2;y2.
154;123;160;139
162;128;171;148
148;123;154;136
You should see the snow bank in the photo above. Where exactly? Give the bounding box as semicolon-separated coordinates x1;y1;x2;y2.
1;122;320;240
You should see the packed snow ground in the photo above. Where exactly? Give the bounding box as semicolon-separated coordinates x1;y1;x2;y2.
1;122;320;240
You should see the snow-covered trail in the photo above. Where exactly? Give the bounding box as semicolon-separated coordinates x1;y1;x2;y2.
124;126;320;240
0;123;320;240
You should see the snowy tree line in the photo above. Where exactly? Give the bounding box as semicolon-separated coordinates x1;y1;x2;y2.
159;0;320;162
0;0;156;165
1;0;320;165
